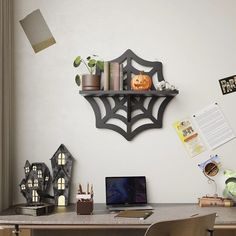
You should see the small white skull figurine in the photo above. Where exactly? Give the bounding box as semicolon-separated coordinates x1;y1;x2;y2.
157;81;176;91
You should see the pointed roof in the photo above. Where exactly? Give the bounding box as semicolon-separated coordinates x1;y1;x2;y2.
50;144;74;162
24;160;31;168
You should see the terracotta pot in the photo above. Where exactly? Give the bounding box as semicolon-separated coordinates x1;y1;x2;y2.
82;74;100;91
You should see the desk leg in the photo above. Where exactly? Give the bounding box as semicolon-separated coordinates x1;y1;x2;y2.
207;229;214;236
12;224;20;236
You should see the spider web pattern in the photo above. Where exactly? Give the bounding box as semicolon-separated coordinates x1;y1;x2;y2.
110;49;164;91
85;95;173;141
85;49;177;140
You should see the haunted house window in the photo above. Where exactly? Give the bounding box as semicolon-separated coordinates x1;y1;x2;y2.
21;184;25;190
32;190;39;202
25;166;29;173
33;165;37;171
34;179;38;187
58;153;66;165
58;177;65;190
38;170;42;178
28;179;32;187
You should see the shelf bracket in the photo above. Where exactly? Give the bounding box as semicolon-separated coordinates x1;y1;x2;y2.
84;94;175;141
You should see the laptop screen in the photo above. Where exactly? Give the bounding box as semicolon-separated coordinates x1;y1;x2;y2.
105;176;147;205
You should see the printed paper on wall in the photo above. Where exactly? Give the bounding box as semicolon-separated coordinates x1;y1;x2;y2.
193;103;235;150
20;9;56;53
173;117;206;157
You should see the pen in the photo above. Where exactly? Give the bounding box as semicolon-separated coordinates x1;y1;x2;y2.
87;182;89;194
79;184;83;194
91;184;93;197
190;213;199;217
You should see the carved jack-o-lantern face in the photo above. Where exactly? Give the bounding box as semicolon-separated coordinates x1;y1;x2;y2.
131;72;152;90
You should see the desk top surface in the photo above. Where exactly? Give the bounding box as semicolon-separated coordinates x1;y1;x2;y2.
0;204;236;228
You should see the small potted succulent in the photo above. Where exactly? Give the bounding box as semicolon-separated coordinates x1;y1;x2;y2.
73;55;104;90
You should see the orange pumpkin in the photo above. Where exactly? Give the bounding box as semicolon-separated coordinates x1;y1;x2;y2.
131;71;152;90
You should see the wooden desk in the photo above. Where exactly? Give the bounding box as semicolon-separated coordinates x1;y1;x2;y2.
0;204;236;236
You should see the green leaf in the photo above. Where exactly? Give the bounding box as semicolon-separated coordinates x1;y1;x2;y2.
96;60;104;70
73;56;81;67
227;182;236;196
224;169;236;178
88;59;96;68
223;188;229;198
75;74;81;86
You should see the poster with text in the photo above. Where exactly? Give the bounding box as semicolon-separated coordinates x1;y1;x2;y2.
173;117;206;157
192;103;235;150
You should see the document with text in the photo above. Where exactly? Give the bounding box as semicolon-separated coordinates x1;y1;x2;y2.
192;103;235;150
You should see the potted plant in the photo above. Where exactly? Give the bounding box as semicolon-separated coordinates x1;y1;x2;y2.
73;55;104;91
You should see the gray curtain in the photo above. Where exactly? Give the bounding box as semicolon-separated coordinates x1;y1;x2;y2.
0;0;13;211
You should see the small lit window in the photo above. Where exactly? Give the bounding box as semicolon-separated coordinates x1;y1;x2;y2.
38;170;42;178
21;184;26;190
58;153;66;165
32;166;37;171
57;178;65;190
25;166;30;173
28;179;32;187
32;190;39;202
45;176;49;181
34;179;38;187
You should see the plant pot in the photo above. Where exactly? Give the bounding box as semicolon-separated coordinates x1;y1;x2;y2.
82;74;101;91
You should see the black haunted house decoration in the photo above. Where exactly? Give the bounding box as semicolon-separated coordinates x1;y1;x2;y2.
51;144;74;206
20;160;51;205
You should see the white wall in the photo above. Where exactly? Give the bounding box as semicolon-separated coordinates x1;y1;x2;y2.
13;0;236;204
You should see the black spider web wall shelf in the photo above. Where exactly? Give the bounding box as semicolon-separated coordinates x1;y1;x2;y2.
79;49;179;141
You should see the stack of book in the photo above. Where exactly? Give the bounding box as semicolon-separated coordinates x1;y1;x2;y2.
198;196;234;207
103;62;123;91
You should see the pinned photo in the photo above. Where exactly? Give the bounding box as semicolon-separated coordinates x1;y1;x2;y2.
173;117;206;157
20;9;56;53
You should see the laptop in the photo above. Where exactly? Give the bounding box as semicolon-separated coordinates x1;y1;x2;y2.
105;176;153;211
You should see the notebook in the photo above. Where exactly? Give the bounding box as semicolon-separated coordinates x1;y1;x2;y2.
105;176;153;211
115;210;153;220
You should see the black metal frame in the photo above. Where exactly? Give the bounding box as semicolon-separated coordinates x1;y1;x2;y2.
80;49;178;141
